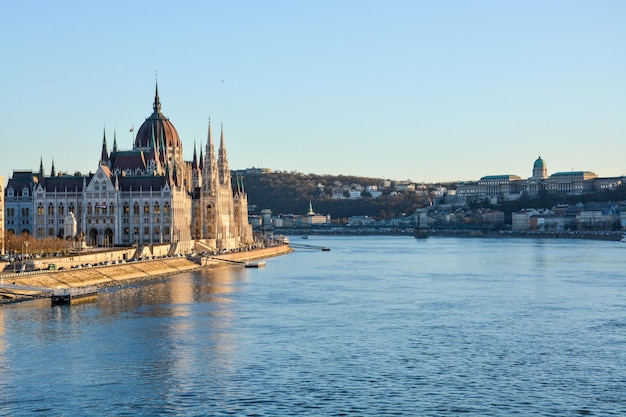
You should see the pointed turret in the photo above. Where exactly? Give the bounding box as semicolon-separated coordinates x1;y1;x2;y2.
51;159;56;177
218;124;230;185
192;141;198;170
203;119;218;192
39;156;45;177
113;130;118;152
100;128;109;165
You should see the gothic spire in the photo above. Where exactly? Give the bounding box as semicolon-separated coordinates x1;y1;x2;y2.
113;129;118;152
218;123;230;184
51;159;56;177
100;128;109;165
205;119;217;169
192;141;198;170
39;156;45;177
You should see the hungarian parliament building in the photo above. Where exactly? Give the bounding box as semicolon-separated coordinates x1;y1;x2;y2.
3;84;253;251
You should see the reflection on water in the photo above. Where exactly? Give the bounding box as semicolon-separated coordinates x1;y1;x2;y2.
1;237;626;416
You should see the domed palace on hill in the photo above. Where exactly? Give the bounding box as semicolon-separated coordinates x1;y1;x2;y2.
457;155;622;200
3;83;253;252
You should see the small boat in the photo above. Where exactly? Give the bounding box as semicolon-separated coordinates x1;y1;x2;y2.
301;235;309;239
244;261;266;268
51;286;98;305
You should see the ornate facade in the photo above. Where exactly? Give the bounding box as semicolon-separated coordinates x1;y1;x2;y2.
3;84;253;251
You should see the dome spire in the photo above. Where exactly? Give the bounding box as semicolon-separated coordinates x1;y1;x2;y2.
153;80;162;114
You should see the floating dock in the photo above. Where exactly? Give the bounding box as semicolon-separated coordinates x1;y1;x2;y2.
244;261;266;268
51;287;98;306
289;243;331;251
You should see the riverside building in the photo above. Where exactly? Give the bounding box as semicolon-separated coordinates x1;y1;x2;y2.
3;84;253;252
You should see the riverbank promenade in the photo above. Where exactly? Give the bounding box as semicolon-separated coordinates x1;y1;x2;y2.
0;245;292;304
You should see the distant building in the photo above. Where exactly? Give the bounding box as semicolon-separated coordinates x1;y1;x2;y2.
301;201;330;225
232;167;273;176
457;156;621;200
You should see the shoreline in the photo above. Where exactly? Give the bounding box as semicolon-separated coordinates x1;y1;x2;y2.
0;245;292;305
279;228;624;241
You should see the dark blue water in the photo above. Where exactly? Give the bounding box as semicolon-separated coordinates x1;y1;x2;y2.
1;236;625;416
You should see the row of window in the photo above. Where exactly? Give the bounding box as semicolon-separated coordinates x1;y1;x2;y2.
5;208;30;217
37;228;63;237
123;202;171;215
123;226;171;236
5;220;29;225
30;202;173;217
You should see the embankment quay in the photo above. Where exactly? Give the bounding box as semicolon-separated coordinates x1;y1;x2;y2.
0;245;292;305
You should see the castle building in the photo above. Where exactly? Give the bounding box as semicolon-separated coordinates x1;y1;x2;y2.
3;84;253;252
457;155;621;201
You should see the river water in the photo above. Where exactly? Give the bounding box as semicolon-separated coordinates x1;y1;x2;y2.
1;236;625;416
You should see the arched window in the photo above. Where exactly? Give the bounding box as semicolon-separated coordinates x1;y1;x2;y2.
58;204;64;215
69;203;75;214
124;203;130;214
37;204;44;216
154;202;160;215
87;203;93;215
164;203;170;215
133;202;139;215
144;203;150;215
109;204;114;215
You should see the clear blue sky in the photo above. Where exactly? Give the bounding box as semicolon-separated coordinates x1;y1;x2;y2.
1;1;624;184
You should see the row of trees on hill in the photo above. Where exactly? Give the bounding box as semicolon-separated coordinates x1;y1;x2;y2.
241;171;435;219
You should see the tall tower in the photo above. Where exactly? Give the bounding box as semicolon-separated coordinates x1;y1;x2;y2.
201;120;220;242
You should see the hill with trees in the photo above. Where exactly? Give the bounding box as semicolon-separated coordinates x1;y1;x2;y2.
239;170;626;222
240;171;434;220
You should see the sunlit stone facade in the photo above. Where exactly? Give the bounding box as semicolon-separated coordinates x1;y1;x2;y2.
4;84;253;251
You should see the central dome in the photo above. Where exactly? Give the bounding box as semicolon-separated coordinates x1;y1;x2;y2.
533;156;546;168
134;84;181;150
